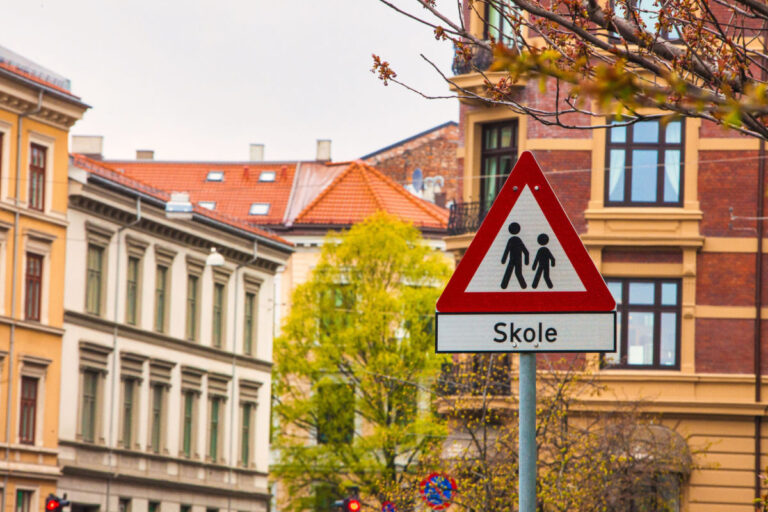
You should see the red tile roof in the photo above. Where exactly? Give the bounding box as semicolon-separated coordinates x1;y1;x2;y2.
0;61;81;99
292;161;448;229
104;160;297;225
71;154;292;248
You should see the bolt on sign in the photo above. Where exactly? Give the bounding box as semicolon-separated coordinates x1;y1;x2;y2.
435;151;616;353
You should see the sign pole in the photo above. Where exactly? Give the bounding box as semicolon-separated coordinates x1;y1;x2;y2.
519;352;536;512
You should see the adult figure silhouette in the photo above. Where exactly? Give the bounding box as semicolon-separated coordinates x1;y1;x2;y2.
532;233;555;289
501;222;529;289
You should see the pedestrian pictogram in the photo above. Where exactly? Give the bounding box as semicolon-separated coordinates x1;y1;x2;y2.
435;151;616;353
438;151;614;312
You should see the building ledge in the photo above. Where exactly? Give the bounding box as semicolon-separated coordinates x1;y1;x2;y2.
448;71;520;106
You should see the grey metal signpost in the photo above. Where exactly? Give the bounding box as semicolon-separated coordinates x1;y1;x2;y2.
518;353;536;512
434;152;616;512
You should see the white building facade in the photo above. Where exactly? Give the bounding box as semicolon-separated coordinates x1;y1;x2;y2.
59;156;293;512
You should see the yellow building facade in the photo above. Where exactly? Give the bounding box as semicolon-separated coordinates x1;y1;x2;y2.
445;3;768;510
0;51;88;512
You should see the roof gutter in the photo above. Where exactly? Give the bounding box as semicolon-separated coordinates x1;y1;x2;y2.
192;212;294;254
0;66;90;109
85;173;293;255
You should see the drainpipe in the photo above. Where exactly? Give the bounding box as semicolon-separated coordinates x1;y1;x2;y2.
3;89;43;512
105;197;142;512
756;137;766;502
227;241;258;512
757;26;768;504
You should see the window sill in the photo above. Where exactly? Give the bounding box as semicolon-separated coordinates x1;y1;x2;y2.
584;206;702;221
0;201;68;227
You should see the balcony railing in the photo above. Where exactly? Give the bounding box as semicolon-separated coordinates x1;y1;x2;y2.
452;44;494;76
448;201;489;235
437;357;513;397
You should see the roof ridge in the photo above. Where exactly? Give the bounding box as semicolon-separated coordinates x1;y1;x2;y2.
357;162;386;212
293;161;357;223
363;163;446;224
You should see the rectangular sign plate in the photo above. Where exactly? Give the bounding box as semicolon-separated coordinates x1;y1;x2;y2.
435;312;616;353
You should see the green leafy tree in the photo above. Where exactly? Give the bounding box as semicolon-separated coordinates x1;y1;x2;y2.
272;213;452;511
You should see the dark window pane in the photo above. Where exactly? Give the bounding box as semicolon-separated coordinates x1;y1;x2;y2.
627;311;654;365
607;281;623;304
500;126;513;147
661;282;678;305
664;150;681;202
633;120;659;143
629;282;654;304
610;124;627;143
666;121;682;143
122;380;133;448
19;377;37;444
608;150;626;202
660;313;677;366
630;149;658;202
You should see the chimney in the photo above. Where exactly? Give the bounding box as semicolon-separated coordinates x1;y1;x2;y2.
316;139;331;162
71;135;103;160
136;149;154;160
249;144;265;162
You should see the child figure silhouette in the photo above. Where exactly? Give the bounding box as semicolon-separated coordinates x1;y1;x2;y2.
532;233;555;289
501;222;529;289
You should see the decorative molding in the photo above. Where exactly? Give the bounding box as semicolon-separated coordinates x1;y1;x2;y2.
79;341;112;373
154;245;177;267
239;379;262;404
208;372;230;397
181;366;206;392
64;310;272;372
120;351;147;380
149;358;175;386
85;221;114;247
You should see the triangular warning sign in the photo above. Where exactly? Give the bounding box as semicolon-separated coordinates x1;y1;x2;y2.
437;152;615;313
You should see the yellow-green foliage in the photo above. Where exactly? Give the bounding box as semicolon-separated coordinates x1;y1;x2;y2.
272;213;451;511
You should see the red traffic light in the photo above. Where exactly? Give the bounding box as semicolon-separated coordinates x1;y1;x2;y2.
346;499;361;512
46;499;60;511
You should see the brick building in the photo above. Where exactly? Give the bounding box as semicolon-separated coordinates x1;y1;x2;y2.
362;121;460;207
444;2;768;511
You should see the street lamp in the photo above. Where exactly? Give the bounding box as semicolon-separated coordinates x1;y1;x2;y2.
206;247;225;267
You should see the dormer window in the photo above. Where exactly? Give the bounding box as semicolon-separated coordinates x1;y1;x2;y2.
206;170;224;182
199;201;216;210
249;203;270;216
259;171;276;182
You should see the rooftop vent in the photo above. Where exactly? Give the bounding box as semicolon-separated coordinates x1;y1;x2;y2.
136;149;154;160
206;170;224;182
249;203;270;216
165;192;193;219
198;201;216;210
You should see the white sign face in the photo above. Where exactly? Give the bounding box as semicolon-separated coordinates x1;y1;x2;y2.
435;313;616;353
465;186;585;293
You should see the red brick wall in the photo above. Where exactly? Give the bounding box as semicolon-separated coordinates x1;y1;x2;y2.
698;150;759;237
603;249;682;263
696;253;756;306
696;319;754;373
532;150;591;233
365;124;461;204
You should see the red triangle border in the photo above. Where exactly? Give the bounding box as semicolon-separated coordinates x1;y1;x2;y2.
437;152;616;313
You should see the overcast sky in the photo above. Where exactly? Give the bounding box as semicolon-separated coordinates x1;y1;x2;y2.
1;1;457;162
